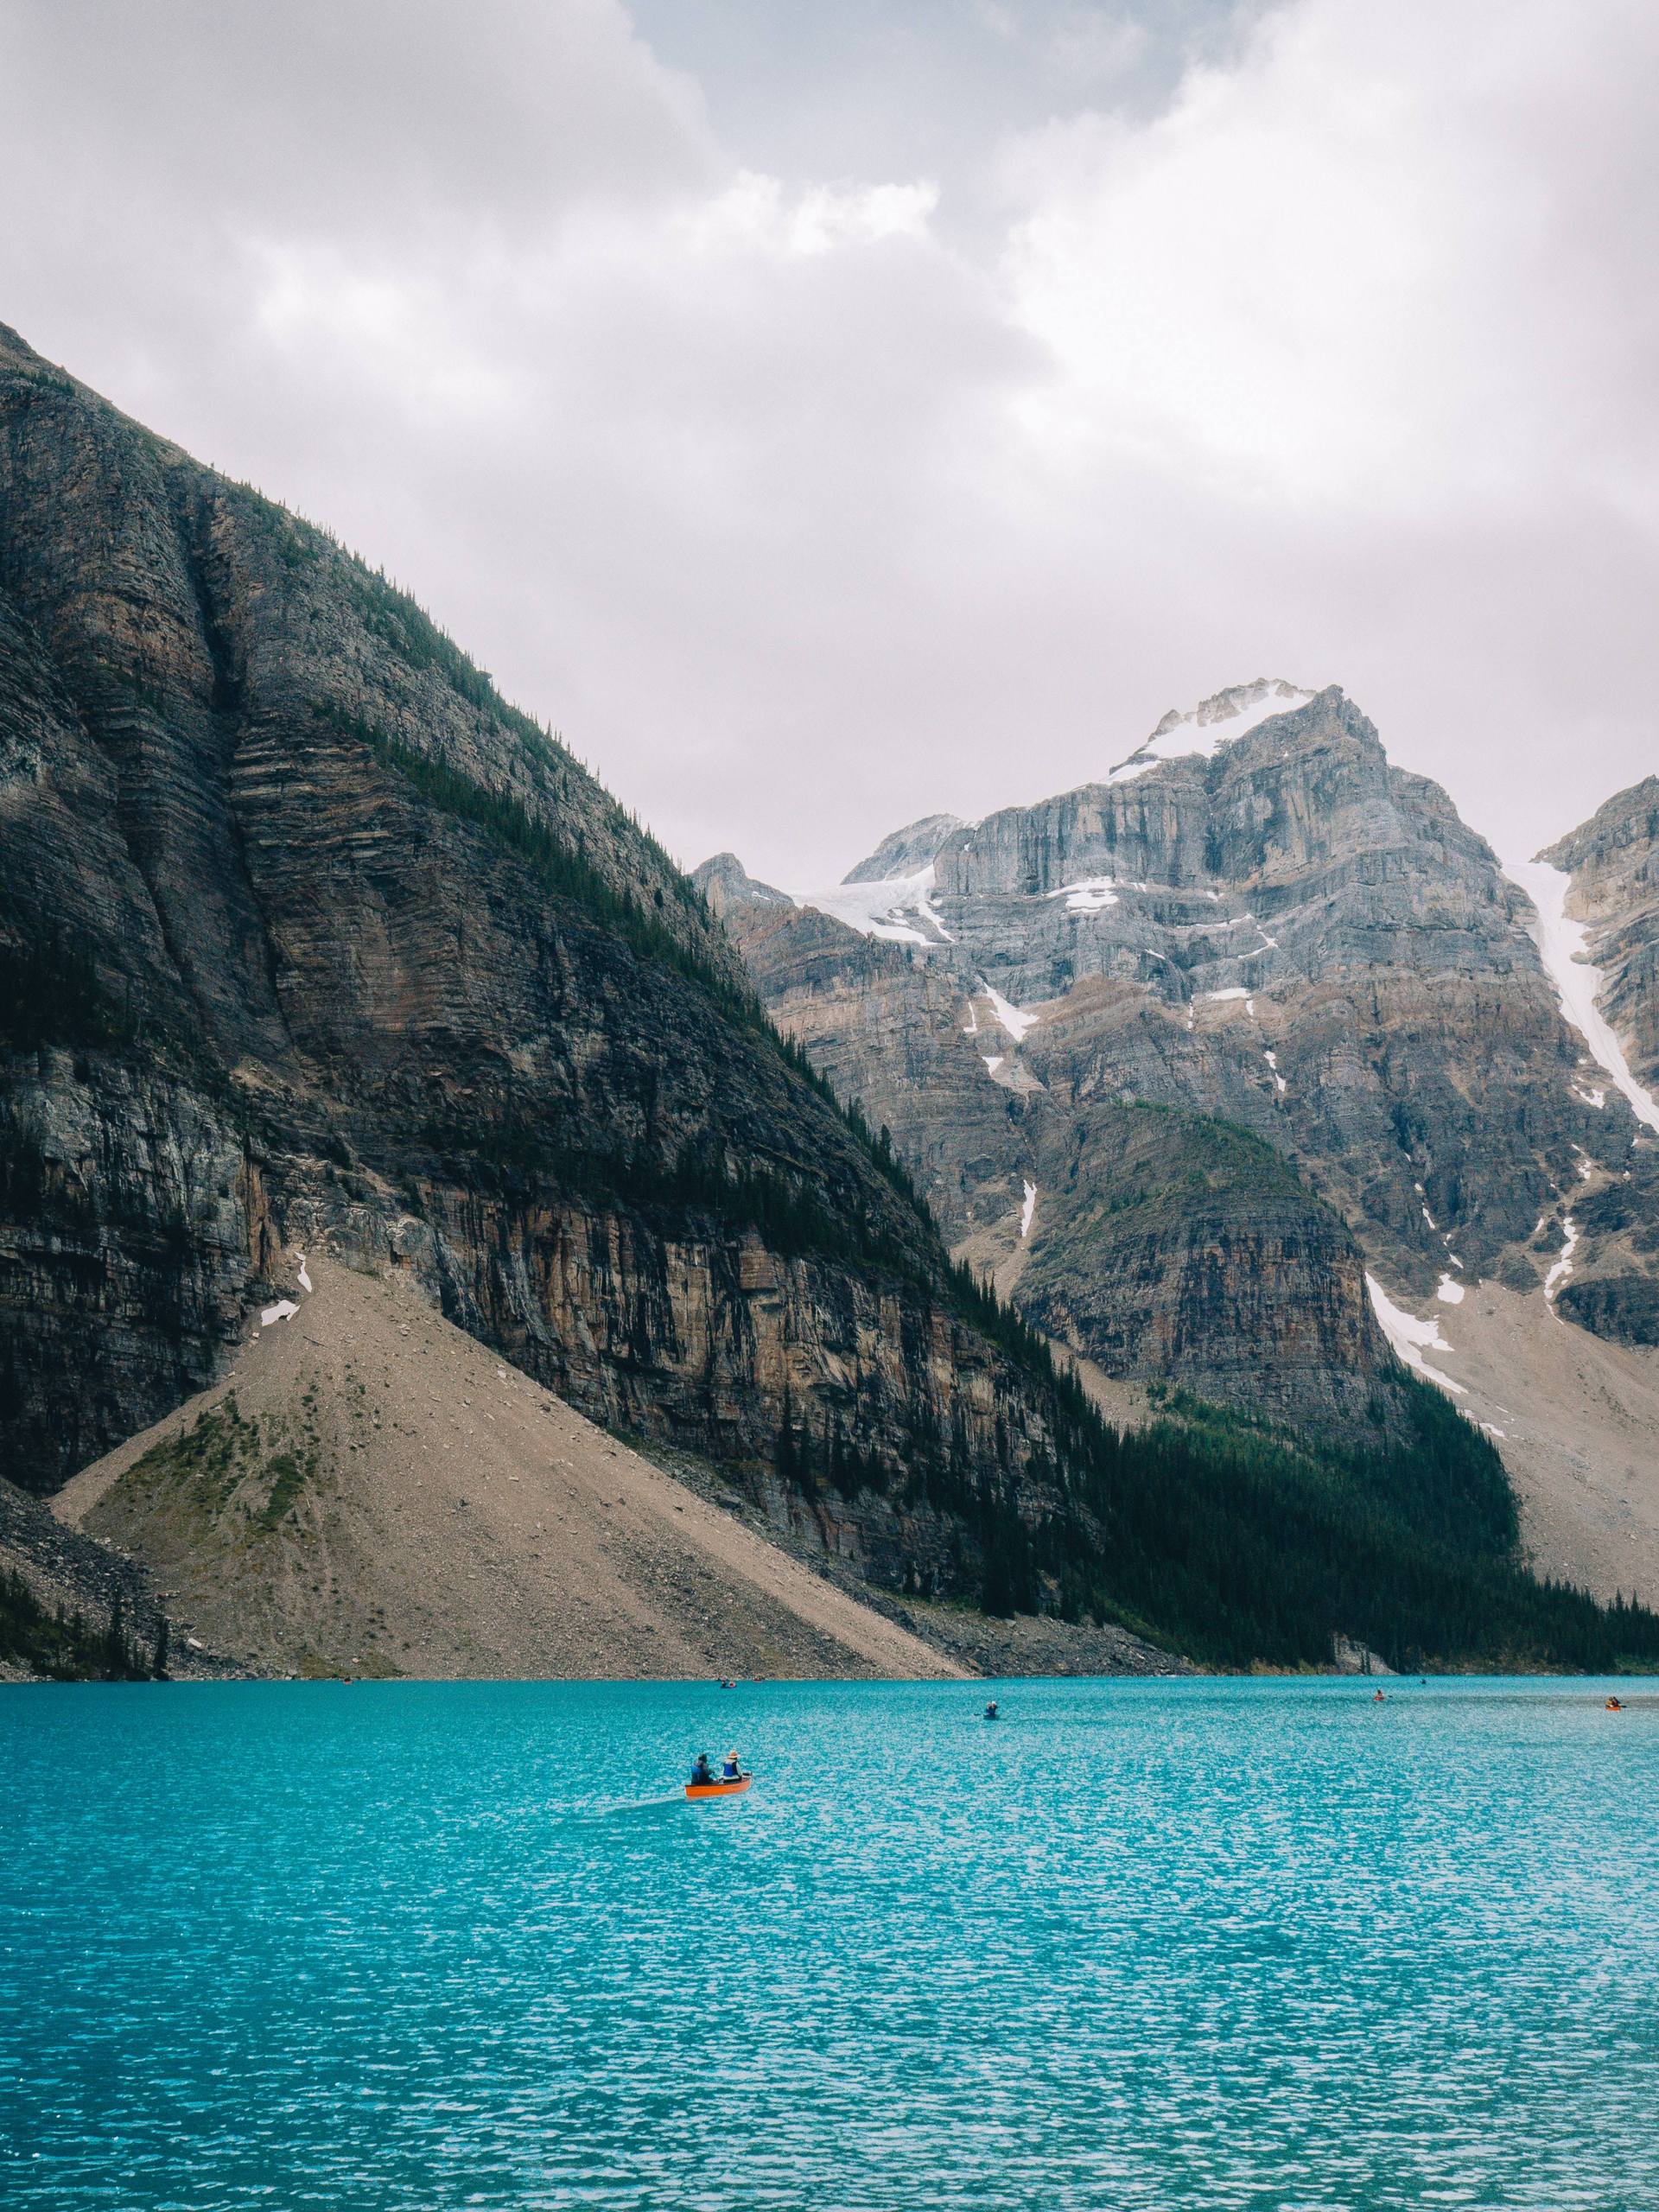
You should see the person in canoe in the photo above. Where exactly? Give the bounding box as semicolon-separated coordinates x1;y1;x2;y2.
690;1751;715;1787
721;1750;742;1780
984;1700;999;1720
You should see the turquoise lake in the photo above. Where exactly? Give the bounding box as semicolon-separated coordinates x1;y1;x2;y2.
3;1676;1658;2209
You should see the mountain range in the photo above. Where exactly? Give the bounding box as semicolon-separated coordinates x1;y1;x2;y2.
699;679;1659;1607
3;325;1656;1680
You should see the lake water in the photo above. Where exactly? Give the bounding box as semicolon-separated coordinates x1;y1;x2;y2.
3;1676;1658;2209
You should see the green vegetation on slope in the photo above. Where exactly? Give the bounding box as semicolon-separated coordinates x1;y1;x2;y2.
315;700;748;1020
772;1337;1659;1670
1037;1377;1659;1673
330;696;969;1283
111;1395;321;1542
313;685;916;1181
0;1571;163;1682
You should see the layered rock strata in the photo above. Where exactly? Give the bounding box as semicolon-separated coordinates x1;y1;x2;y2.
712;684;1655;1433
0;323;1096;1618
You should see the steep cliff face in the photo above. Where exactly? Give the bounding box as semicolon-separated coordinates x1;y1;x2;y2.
1529;778;1659;1347
1014;1103;1391;1433
1544;778;1659;1102
10;330;1647;1670
727;902;1402;1435
0;322;1087;1603
709;683;1655;1438
926;685;1610;1287
716;904;1032;1249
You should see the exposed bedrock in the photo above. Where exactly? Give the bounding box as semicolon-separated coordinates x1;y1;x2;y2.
714;685;1658;1437
1545;776;1659;1103
0;322;1082;1605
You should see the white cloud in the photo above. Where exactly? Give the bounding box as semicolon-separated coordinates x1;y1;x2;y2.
684;174;941;258
0;0;1655;885
999;0;1659;514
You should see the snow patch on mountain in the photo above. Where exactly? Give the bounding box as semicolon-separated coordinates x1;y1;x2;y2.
1107;678;1316;785
1506;858;1659;1133
798;864;946;944
914;882;955;942
1365;1274;1466;1394
1048;876;1120;912
982;982;1040;1041
1545;1216;1580;1305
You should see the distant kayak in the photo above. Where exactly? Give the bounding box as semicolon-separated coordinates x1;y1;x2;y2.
685;1775;753;1799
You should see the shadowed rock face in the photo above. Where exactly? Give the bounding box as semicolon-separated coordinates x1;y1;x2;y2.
0;1471;172;1669
710;685;1655;1437
1555;1274;1659;1347
0;323;1093;1593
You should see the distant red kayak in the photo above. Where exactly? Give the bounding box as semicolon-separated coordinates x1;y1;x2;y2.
685;1775;753;1799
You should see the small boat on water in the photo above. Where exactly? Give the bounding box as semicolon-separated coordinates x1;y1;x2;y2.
685;1774;753;1800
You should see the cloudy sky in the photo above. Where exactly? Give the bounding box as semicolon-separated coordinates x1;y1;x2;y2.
2;0;1655;884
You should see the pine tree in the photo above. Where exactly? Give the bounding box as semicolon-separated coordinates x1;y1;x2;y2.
104;1591;127;1678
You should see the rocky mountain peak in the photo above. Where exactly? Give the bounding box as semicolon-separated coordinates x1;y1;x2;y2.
1120;677;1319;781
0;324;1119;1549
931;683;1401;906
716;676;1659;1481
8;327;1658;1669
690;850;792;917
842;812;968;884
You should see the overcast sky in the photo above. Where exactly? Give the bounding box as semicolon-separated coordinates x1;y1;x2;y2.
2;0;1655;885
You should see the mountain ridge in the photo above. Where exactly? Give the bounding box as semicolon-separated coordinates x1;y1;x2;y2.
0;316;1120;1629
703;681;1659;1599
5;327;1654;1672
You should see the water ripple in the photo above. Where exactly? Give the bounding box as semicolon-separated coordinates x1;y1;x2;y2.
3;1677;1657;2209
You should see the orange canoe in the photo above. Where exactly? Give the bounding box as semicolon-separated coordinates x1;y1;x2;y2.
685;1775;753;1799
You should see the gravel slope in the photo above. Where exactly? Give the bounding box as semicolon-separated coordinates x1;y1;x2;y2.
1412;1282;1659;1608
55;1256;963;1682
